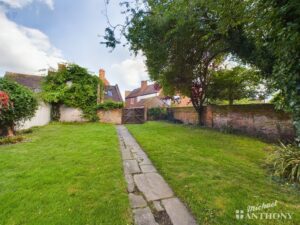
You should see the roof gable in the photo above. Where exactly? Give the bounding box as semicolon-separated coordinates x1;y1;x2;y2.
104;85;123;102
126;84;159;99
4;72;44;92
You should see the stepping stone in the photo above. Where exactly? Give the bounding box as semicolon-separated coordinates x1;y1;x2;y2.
129;193;147;209
162;198;197;225
121;148;133;160
133;207;158;225
124;159;141;174
140;164;157;173
153;201;164;212
125;173;135;193
134;173;173;201
135;151;152;165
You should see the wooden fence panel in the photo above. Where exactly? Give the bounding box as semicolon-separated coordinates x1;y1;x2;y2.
122;107;146;124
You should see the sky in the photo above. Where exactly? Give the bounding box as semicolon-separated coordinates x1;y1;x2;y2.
0;0;149;99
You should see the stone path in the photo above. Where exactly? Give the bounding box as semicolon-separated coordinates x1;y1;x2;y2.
117;125;198;225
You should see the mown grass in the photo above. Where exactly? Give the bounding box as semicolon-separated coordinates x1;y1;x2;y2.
0;123;131;225
127;121;300;225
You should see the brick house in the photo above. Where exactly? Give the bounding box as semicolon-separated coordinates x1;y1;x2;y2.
125;81;170;108
125;80;192;108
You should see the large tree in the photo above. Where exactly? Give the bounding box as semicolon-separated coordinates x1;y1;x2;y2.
104;0;229;124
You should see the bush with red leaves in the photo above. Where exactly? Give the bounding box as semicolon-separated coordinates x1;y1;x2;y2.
0;91;10;110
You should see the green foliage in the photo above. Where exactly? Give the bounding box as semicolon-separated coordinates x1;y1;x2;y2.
41;64;101;121
212;0;300;144
104;1;229;123
268;144;300;183
147;107;168;121
0;135;24;145
97;101;123;111
0;78;38;135
207;67;263;105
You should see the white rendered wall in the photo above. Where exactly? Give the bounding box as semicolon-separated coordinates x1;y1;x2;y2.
59;105;87;122
137;93;158;102
18;102;51;130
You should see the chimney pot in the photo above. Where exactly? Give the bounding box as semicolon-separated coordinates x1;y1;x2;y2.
99;69;105;79
141;80;148;89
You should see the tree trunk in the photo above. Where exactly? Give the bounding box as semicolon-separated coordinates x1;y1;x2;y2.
229;98;234;105
7;126;14;137
196;106;204;126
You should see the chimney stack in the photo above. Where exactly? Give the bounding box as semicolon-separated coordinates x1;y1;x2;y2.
99;69;109;86
141;80;148;90
58;63;66;71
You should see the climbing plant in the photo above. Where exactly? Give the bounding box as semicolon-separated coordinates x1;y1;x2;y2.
41;64;102;121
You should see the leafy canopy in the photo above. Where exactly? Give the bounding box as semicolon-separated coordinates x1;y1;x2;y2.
0;78;38;134
208;67;262;105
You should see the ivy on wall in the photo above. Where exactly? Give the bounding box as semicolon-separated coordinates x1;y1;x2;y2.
41;64;102;121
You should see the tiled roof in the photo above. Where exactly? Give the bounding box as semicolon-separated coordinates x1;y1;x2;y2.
130;96;167;108
4;72;44;91
126;84;158;99
104;85;123;102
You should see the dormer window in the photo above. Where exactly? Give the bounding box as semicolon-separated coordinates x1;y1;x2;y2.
107;90;113;97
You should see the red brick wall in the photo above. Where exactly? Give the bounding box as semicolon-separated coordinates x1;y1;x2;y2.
169;104;295;141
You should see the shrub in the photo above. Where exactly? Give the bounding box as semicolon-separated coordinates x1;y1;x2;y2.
0;136;25;145
268;143;300;183
0;78;38;136
147;107;168;120
97;101;123;111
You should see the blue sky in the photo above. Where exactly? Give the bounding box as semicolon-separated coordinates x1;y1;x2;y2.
0;0;149;98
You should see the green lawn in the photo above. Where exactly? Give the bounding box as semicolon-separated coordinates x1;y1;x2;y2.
127;122;300;225
0;123;131;225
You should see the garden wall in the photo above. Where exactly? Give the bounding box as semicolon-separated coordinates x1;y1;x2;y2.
169;104;295;141
18;101;51;130
97;109;122;124
59;105;88;122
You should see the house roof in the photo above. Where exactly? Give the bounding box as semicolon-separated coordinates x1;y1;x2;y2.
130;96;167;108
126;84;158;99
4;72;44;91
104;85;123;102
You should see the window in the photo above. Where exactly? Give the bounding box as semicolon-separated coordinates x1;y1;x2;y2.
107;90;112;97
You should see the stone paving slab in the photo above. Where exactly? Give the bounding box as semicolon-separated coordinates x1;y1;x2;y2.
125;173;135;193
133;207;159;225
129;193;147;209
140;164;157;173
162;198;197;225
122;148;133;160
134;173;173;201
124;159;141;174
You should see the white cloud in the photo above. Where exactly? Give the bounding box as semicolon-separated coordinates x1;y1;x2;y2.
0;10;63;75
0;0;54;10
110;55;150;99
